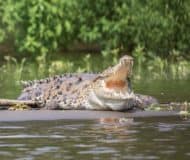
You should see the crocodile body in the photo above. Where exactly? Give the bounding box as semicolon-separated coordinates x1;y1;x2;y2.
18;55;158;110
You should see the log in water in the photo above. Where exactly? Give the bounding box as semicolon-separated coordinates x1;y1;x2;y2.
0;99;37;106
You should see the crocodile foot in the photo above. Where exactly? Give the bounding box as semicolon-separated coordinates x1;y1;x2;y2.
8;104;31;111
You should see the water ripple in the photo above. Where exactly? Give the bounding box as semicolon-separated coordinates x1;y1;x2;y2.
0;134;65;139
0;119;189;160
0;126;25;129
78;146;118;154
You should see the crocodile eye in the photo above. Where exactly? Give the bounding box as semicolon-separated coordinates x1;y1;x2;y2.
92;75;107;82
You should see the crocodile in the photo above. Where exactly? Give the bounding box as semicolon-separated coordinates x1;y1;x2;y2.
18;55;158;111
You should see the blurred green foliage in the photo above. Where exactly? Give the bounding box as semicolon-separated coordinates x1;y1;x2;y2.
1;52;190;84
0;0;190;56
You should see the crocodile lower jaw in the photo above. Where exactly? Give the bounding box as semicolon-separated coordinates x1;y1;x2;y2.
85;90;136;111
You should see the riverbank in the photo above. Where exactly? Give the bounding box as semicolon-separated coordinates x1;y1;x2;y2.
0;52;190;100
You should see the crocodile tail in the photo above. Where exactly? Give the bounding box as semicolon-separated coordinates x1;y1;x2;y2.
20;80;34;88
20;78;51;88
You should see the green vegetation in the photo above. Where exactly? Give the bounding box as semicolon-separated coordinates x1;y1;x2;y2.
147;101;190;118
1;50;190;82
0;0;190;56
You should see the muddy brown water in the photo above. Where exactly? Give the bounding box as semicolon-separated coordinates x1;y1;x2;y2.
0;79;190;159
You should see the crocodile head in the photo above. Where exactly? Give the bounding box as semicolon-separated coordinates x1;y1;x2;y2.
86;55;137;111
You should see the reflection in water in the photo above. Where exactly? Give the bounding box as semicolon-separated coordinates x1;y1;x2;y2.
0;117;189;160
95;118;138;142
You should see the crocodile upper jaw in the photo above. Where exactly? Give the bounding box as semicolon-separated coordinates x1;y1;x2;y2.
104;55;133;91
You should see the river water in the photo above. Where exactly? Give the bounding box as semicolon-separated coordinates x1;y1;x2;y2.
0;117;190;160
0;75;190;159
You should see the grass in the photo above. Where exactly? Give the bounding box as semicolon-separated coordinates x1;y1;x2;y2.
1;50;190;82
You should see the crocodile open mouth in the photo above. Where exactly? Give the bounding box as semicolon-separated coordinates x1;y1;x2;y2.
104;55;133;90
86;55;135;110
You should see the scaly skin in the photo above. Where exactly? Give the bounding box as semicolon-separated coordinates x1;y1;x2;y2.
18;55;158;110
